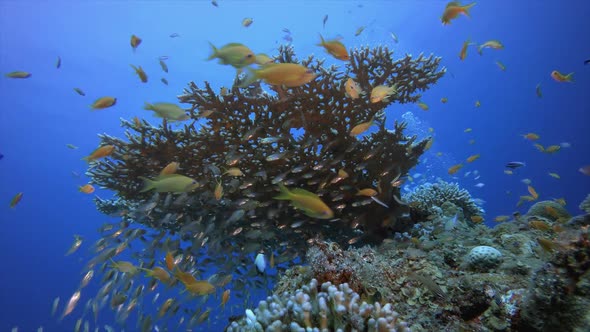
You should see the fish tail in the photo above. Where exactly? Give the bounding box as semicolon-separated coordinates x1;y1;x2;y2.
138;176;155;192
273;183;292;200
237;67;258;88
206;42;218;61
566;72;574;82
463;2;476;17
143;102;153;110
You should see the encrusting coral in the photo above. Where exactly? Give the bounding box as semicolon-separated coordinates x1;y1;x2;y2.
87;44;446;255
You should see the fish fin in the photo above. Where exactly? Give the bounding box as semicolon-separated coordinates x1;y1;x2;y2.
317;34;325;46
138;176;155;192
206;42;218;61
273;183;292;200
566;72;574;82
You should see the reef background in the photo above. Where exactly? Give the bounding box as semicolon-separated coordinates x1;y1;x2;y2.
0;1;589;331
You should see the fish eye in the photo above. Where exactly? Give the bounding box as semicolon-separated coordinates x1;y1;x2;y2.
246;54;254;58
305;69;314;74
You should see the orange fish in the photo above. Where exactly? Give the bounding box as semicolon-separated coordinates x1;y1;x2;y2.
165;252;175;271
550;70;573;83
79;184;95;194
160;162;180;175
130;34;142;51
220;289;230;309
9;192;23;208
441;1;476;25
466;154;480;163
214;179;223;200
470;215;484;223
130;65;148;83
90;96;117;110
522;133;540;141
527;185;539;200
82;145;115;162
448;163;463;175
544;145;560;153
459;39;472;60
317;34;349;61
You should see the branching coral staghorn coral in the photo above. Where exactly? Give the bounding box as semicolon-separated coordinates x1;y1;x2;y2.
87;44;445;256
226;278;411;332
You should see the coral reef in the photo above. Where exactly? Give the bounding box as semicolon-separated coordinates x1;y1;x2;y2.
402;180;484;221
519;227;590;331
264;205;590;331
226;278;411;332
87;44;446;257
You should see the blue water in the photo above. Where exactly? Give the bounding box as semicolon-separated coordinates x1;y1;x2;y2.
1;1;589;331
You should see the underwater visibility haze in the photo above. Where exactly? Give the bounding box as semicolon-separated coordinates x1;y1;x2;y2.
1;1;590;331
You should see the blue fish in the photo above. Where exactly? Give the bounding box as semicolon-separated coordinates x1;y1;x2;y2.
0;153;3;160
506;161;526;169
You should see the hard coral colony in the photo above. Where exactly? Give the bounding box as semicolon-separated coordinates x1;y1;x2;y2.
83;40;445;329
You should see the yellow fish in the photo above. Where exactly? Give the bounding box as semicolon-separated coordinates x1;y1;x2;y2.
207;42;256;69
550;70;573;83
544;145;560;153
242;17;253;27
5;71;31;78
130;34;142;51
144;102;189;121
254;53;273;65
273;184;334;219
160;162;180;175
317;34;349;61
130;65;148;83
344;78;363;99
350;118;374;136
139;174;201;193
441;1;476;25
90;96;117;110
417;101;429;111
370;84;397;103
522;133;540;141
548;172;560;179
448;163;463;175
466;154;480;163
477;40;503;55
82;145;115;162
242;63;316;88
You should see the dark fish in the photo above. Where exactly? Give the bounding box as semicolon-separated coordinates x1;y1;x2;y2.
169;33;180;38
505;161;526;169
322;15;328;28
0;153;3;160
282;28;291;34
585;59;590;65
56;56;62;69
